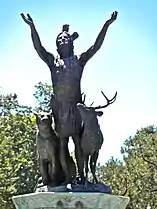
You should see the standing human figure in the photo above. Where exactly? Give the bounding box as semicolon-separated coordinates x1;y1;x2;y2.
21;11;118;184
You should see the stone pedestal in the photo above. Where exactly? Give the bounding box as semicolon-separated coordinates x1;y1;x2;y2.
12;192;130;209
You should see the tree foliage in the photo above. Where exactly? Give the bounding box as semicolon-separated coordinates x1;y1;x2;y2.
0;94;39;209
121;126;157;208
98;126;157;209
33;82;53;112
0;82;53;208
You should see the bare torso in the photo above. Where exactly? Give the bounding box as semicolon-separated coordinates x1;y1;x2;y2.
50;55;83;103
49;55;83;137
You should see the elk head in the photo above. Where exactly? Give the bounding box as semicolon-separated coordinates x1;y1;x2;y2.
77;91;117;122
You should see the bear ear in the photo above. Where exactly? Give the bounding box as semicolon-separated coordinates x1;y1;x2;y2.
33;112;38;118
33;112;39;123
96;111;103;117
49;109;53;116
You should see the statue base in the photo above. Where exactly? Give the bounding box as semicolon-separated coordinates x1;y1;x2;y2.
35;180;112;194
12;192;130;209
35;182;112;194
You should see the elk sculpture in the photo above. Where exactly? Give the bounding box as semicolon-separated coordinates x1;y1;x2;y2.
77;91;117;188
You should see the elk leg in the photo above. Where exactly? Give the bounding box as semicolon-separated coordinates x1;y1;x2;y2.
84;155;89;190
59;137;70;185
85;155;89;180
90;151;99;184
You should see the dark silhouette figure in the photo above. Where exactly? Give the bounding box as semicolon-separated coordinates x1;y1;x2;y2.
77;91;117;189
36;112;65;186
36;112;76;186
21;12;118;184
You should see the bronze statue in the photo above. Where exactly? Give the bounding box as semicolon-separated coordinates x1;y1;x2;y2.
77;91;117;188
21;11;118;186
36;111;65;186
35;112;76;187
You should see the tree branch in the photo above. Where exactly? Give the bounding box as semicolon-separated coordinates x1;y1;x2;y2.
121;176;128;196
139;144;157;169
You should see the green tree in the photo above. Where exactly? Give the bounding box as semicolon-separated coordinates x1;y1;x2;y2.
0;82;53;208
0;93;39;209
121;126;157;208
98;158;128;196
98;126;157;209
33;82;53;112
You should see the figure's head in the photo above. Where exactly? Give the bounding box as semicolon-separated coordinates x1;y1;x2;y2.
56;24;79;58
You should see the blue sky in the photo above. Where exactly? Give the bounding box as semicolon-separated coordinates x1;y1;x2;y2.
0;1;157;164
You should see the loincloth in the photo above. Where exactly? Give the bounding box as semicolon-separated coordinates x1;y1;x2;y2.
51;99;81;138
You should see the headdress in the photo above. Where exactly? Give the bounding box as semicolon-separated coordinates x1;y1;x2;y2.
56;24;79;47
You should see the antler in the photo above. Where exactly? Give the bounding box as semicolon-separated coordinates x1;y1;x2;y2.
90;102;94;106
81;92;86;104
93;91;117;110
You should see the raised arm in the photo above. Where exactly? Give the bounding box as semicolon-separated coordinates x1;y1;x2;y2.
79;11;118;67
21;13;54;67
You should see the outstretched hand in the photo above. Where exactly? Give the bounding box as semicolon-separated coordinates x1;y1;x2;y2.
20;13;34;26
106;11;118;25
